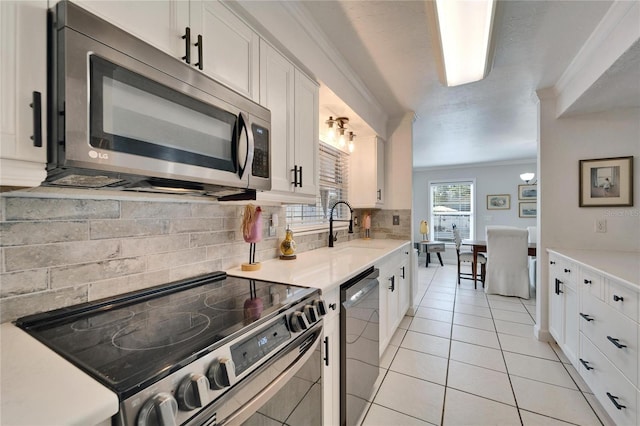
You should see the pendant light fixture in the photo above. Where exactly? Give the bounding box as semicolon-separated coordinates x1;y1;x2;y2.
325;116;352;151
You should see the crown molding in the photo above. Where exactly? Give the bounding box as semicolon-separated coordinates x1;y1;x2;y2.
413;157;537;173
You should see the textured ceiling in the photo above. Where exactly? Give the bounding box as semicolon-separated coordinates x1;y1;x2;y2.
304;0;635;168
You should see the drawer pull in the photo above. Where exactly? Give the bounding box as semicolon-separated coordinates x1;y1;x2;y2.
583;279;592;284
613;295;624;302
550;261;556;265
388;276;395;292
579;358;594;371
564;268;571;273
579;313;594;322
606;392;626;410
329;303;337;311
607;336;627;349
555;278;563;295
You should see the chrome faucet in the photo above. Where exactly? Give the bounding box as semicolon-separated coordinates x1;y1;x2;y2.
328;200;354;247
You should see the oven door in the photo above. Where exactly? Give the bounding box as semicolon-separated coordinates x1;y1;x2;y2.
188;322;323;426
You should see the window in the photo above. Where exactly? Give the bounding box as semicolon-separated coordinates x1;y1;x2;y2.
286;142;349;229
430;181;474;241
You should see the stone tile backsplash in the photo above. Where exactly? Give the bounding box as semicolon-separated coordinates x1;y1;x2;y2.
0;193;410;323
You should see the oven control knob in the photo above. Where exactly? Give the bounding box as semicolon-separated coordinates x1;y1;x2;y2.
177;373;210;411
137;392;178;426
304;304;319;323
314;299;328;316
290;311;309;332
208;357;233;390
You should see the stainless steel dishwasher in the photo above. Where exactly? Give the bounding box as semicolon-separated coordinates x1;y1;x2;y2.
340;267;380;426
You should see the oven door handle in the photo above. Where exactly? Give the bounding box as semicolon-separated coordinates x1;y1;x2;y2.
195;323;322;426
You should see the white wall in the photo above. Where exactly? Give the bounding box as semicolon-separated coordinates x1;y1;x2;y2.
386;113;414;210
413;161;537;242
536;100;640;341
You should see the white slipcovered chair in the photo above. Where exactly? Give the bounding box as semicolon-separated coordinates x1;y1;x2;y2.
453;226;486;288
527;226;537;294
485;227;530;299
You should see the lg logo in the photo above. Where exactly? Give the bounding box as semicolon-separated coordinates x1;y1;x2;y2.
88;150;109;160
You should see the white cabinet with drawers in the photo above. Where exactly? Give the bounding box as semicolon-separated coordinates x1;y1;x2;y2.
549;249;640;425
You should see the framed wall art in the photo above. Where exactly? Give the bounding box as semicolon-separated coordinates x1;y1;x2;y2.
518;184;537;200
487;194;510;210
519;202;537;218
579;156;634;207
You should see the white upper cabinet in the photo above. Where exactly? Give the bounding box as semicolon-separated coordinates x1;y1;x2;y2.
259;40;295;194
72;0;188;59
349;136;385;208
189;0;259;101
0;1;48;188
258;41;318;202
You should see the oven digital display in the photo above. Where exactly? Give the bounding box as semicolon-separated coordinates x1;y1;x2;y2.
231;317;291;376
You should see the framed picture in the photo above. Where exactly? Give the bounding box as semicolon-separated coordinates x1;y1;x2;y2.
487;194;510;210
579;156;634;207
518;184;537;200
519;202;537;218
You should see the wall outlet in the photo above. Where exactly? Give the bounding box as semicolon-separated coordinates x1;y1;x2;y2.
595;219;607;233
393;215;400;225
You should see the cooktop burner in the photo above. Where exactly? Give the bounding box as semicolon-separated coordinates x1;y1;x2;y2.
15;272;316;400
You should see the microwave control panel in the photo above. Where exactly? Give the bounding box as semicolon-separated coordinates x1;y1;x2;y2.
251;124;270;178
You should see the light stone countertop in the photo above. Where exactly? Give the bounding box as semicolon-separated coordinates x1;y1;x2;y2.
227;238;411;292
547;248;640;289
0;323;119;426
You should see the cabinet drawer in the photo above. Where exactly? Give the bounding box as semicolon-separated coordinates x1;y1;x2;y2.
579;268;604;301
579;335;638;426
606;279;639;322
581;295;638;386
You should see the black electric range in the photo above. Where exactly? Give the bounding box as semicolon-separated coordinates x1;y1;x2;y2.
15;272;326;426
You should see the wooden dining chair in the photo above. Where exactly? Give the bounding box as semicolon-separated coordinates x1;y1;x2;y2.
453;225;486;288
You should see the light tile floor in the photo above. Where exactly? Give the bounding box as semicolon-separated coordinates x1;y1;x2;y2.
359;263;616;426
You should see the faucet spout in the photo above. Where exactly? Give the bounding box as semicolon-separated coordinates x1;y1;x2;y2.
328;200;354;248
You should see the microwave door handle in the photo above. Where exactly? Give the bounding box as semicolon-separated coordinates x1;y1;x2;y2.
237;112;254;181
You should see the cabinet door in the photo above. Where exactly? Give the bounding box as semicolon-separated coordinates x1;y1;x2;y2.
398;253;410;317
375;137;385;206
564;285;578;367
0;1;47;187
293;70;318;197
190;0;259;101
73;1;188;58
259;41;295;193
549;257;563;344
322;314;340;426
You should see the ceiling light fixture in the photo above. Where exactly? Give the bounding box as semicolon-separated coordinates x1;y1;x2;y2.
520;172;535;184
432;0;496;87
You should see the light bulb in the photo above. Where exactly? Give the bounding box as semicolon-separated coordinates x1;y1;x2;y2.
348;141;354;152
338;128;346;147
326;117;336;142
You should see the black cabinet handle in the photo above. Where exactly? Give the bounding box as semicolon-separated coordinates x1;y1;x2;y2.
329;303;337;310
291;165;300;187
564;268;571;273
550;261;556;265
298;166;303;187
579;358;594;371
30;91;42;147
555;278;563;295
401;266;405;279
182;27;191;64
388;276;395;292
323;336;329;366
613;295;624;302
607;336;627;349
579;313;594;322
583;279;592;284
195;34;203;70
377;189;382;201
606;392;626;410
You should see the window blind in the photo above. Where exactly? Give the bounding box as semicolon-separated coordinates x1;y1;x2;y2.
286;142;349;227
430;181;474;241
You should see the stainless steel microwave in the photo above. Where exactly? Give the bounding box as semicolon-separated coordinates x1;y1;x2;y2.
46;1;270;199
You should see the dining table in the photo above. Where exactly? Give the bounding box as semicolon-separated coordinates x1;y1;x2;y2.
462;240;537;287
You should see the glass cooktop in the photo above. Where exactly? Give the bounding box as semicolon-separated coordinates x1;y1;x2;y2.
15;272;315;400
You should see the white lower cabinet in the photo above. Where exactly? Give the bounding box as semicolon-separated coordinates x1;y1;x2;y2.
321;307;340;426
549;249;640;425
379;244;411;356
